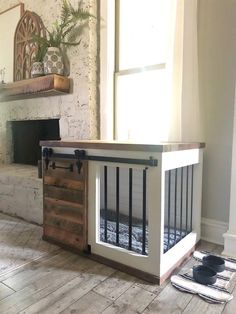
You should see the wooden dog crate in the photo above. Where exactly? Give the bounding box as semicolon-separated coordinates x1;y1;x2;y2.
40;140;204;283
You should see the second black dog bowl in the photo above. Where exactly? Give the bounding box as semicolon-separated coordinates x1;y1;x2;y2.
193;265;217;285
202;255;225;273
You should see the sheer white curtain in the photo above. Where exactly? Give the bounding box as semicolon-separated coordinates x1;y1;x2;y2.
168;0;202;142
181;0;202;141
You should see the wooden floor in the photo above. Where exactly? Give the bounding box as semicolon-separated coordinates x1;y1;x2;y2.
0;213;235;314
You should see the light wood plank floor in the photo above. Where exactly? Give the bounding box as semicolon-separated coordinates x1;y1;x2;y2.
0;213;235;314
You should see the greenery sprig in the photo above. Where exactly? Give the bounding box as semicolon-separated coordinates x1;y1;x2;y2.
33;0;95;60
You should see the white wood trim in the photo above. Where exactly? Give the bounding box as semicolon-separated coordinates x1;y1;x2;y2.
201;217;228;245
223;232;236;258
162;149;200;171
87;152;162;277
223;85;236;257
100;0;115;140
160;149;203;276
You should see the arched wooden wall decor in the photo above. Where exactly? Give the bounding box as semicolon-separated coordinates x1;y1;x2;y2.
14;11;46;81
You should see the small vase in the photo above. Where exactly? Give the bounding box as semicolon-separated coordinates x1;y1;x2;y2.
31;62;44;78
43;47;64;75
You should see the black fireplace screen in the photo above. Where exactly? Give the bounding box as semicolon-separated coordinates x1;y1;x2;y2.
11;119;60;165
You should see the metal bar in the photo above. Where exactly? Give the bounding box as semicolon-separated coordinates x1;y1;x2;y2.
142;168;147;255
50;162;73;172
128;168;133;251
180;167;183;239
174;168;177;244
116;167;120;245
185;166;189;234
44;153;78;159
43;150;158;167
87;156;158;166
190;165;194;231
167;170;171;251
104;166;108;242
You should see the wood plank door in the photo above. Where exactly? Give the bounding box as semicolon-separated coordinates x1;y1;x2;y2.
42;157;88;252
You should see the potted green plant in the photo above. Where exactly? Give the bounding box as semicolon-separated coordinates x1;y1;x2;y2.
33;0;95;76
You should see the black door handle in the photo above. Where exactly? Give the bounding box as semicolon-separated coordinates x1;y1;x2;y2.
50;162;74;172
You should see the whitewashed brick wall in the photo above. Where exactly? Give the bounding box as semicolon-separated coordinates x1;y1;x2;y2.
0;0;99;164
0;165;43;223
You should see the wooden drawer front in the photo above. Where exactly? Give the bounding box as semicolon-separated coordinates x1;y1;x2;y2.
43;159;88;252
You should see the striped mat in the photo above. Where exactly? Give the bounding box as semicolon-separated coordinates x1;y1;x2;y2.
171;251;236;304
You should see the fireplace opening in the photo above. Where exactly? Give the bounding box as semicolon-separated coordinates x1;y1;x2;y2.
11;119;60;166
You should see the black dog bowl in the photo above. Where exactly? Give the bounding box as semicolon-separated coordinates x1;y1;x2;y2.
202;255;225;273
193;265;217;285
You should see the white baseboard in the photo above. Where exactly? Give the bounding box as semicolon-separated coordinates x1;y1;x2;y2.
222;232;236;258
201;217;228;245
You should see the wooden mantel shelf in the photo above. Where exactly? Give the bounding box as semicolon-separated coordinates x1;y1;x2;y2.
0;74;70;102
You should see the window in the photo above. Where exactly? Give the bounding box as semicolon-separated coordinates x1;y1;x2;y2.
100;0;173;141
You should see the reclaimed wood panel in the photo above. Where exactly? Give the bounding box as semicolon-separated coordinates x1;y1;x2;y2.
44;166;84;181
44;197;84;221
44;176;84;190
44;225;85;250
44;213;83;235
44;185;84;204
43;159;88;252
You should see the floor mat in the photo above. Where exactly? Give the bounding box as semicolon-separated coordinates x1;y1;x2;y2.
171;251;236;304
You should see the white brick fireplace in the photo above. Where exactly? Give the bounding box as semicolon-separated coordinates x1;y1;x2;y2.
0;0;98;224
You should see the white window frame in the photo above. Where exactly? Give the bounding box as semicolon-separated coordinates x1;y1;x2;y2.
100;0;115;140
100;0;170;141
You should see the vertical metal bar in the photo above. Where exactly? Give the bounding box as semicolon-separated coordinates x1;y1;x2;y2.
174;168;177;244
190;165;194;231
142;168;147;255
185;166;189;235
116;167;120;245
167;170;171;251
128;168;133;250
180;167;183;239
104;166;108;242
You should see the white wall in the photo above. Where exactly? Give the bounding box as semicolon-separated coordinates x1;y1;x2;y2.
198;0;236;223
